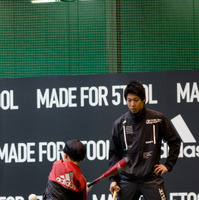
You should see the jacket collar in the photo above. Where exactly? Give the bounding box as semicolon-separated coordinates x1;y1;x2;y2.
129;106;146;121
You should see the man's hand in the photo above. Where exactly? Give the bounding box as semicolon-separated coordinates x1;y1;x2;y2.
154;164;168;176
109;181;120;195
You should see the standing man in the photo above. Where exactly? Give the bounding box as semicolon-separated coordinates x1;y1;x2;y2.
109;80;181;200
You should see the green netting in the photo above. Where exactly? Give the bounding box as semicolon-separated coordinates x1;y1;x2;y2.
0;0;199;78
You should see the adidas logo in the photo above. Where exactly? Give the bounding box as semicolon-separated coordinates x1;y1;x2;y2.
56;173;77;191
161;114;199;158
171;114;196;143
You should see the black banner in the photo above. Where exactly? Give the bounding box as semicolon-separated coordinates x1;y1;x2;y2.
0;70;199;200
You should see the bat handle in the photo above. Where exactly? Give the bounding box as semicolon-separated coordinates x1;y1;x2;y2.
87;175;103;187
112;186;120;200
112;190;118;200
87;180;97;188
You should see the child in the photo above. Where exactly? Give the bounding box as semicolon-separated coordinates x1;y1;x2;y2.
43;139;88;200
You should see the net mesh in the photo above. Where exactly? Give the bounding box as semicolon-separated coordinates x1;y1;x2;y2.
0;0;198;78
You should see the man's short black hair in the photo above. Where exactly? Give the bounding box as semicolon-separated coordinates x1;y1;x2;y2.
60;139;86;162
124;80;146;101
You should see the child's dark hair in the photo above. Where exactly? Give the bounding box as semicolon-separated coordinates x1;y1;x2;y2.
124;80;145;101
61;139;86;162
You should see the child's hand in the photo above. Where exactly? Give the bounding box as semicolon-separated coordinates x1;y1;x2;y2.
87;182;93;193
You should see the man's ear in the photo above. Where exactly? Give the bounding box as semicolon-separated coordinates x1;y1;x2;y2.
64;153;68;160
143;99;146;103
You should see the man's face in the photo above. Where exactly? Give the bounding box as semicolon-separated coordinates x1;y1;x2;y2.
126;93;145;114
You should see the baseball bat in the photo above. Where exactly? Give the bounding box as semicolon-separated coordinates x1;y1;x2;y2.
87;157;130;188
112;186;120;200
113;191;118;200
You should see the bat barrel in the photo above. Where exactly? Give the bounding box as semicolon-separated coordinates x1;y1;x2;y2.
87;157;130;187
